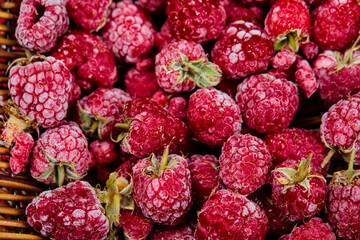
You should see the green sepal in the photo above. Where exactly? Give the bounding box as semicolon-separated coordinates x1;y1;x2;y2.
274;29;309;52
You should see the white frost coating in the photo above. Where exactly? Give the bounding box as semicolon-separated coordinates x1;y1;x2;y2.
242;206;249;217
237;30;246;39
244;33;252;40
227;26;238;35
249;29;261;36
246;202;256;213
232;43;242;53
229;53;238;64
72;209;86;218
24;82;34;93
22;92;33;104
38;92;49;103
244;22;254;28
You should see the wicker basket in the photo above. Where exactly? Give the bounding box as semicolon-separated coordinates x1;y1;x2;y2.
0;1;46;239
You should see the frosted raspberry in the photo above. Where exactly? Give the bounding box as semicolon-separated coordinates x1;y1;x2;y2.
74;88;131;140
264;128;330;176
8;56;72;128
301;41;319;60
187;88;242;147
132;150;192;225
314;47;360;106
211;20;274;79
188;154;220;206
265;0;310;52
220;134;272;195
51;31;118;91
155;40;221;93
195;189;269;240
326;168;360;240
10;133;34;174
154;20;175;50
89;140;118;164
101;1;155;63
312;0;360;51
271;157;327;221
124;67;159;98
272;48;297;71
119;98;189;158
16;0;69;53
66;0;111;32
149;222;196;240
135;0;166;12
320;93;360;165
166;0;226;43
30;121;92;186
295;59;318;98
235;74;299;134
286;217;336;240
119;207;153;240
26;181;109;240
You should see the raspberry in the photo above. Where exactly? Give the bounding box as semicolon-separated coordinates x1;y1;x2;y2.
135;0;166;12
271;157;327;221
224;1;265;27
74;88;131;140
119;207;154;240
264;0;310;52
51;31;118;91
285;217;336;240
235;73;299;134
30;121;92;186
311;0;360;51
187;88;242;147
151;90;188;121
66;0;111;32
89;140;119;164
220;134;272;195
149;221;196;240
16;0;69;53
188;154;220;206
155;40;222;93
101;0;155;63
132;149;192;225
9;133;34;174
212;20;274;79
295;59;318;98
195;189;269;239
124;67;159;98
301;41;319;60
166;0;226;43
272;48;297;71
26;181;109;240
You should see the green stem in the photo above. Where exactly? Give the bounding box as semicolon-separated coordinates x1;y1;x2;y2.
89;121;99;134
182;61;202;74
56;164;65;187
321;148;336;168
159;146;169;172
348;147;356;180
115;123;130;130
343;35;360;65
288;33;299;52
295;153;312;183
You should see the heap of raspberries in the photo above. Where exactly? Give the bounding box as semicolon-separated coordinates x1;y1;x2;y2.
3;0;360;239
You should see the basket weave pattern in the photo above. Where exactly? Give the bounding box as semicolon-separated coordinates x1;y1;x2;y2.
0;1;45;239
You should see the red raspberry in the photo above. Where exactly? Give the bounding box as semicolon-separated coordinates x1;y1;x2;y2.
9;133;34;174
30;121;92;186
51;31;118;91
320;93;360;164
188;154;220;206
212;20;274;80
271;157;327;221
124;67;159;98
301;41;319;60
187;88;242;147
119;98;189;158
326;166;360;240
311;0;360;51
166;0;226;43
66;0;111;32
74;88;131;140
16;0;69;53
295;59;318;98
154;20;175;50
264;128;330;176
155;40;221;93
89;140;119;164
285;217;336;240
314;46;360;106
195;189;269;240
220;134;272;195
151;90;188;121
265;0;310;52
119;207;154;240
101;1;155;63
132;150;192;225
272;48;297;71
26;181;109;240
235;73;299;134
